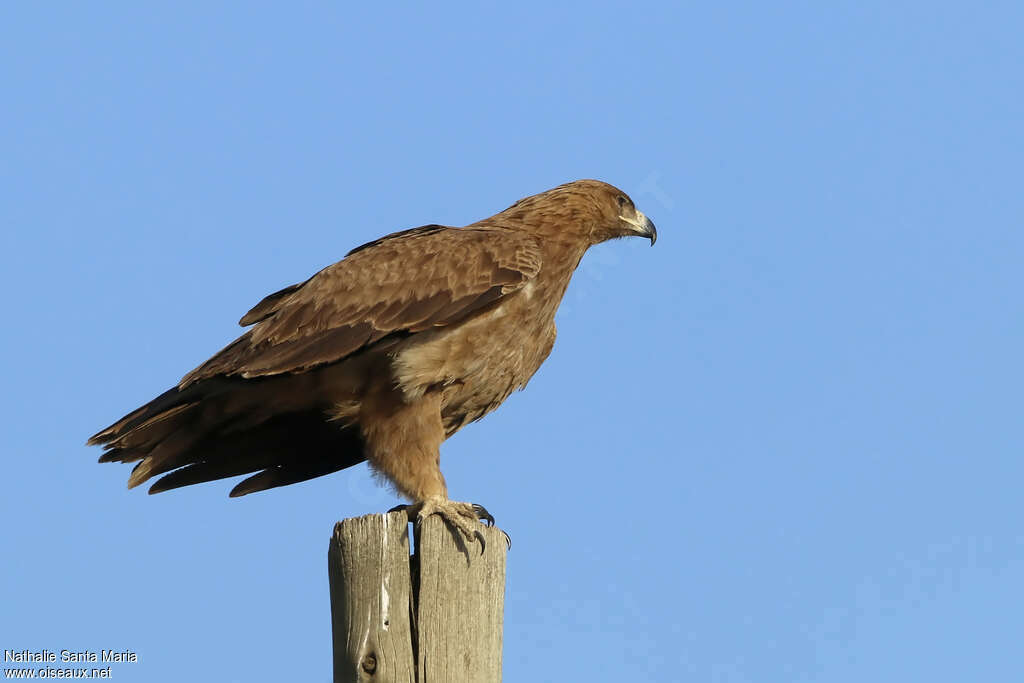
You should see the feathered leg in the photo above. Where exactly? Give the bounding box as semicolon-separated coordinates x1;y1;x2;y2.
360;385;493;550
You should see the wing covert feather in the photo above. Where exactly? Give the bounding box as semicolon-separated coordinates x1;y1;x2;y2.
181;226;541;386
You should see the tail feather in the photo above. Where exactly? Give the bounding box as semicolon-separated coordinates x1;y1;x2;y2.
229;457;359;497
90;375;366;496
125;417;219;485
97;448;146;464
108;402;198;450
149;456;280;494
87;376;250;448
87;386;192;446
148;413;365;494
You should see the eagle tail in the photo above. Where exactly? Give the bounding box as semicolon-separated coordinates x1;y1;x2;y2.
88;378;366;496
87;385;195;448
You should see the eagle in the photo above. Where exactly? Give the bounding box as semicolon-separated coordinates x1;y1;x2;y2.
88;179;657;543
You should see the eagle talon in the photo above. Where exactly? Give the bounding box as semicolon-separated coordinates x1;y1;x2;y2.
400;498;495;554
389;501;504;550
472;503;495;527
474;530;487;554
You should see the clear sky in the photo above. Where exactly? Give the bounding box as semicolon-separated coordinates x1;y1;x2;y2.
2;2;1022;681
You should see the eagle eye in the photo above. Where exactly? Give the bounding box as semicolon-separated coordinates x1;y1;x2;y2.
616;195;627;208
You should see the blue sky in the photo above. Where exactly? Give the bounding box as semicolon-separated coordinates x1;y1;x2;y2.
2;2;1022;681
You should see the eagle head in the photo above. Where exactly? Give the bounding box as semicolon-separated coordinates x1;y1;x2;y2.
493;179;658;247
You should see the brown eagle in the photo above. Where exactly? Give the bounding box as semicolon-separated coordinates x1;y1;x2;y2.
88;179;656;542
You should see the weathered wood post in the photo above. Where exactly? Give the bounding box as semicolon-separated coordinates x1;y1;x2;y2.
328;510;508;683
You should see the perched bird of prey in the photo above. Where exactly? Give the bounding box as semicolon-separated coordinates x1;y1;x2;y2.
88;179;656;543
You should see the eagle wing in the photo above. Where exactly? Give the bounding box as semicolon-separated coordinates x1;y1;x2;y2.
180;224;542;386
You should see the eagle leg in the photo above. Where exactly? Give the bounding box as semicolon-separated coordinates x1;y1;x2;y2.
366;391;509;549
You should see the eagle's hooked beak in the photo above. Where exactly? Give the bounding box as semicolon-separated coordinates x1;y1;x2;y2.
622;209;658;246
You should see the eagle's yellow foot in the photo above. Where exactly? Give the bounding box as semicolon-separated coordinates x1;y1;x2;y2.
391;498;499;553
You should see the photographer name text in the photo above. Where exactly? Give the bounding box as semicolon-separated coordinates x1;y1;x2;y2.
5;650;137;664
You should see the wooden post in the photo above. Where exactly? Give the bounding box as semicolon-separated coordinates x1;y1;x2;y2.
328;512;417;682
328;511;507;683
